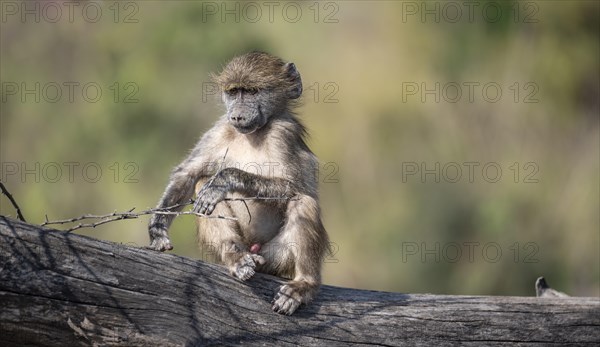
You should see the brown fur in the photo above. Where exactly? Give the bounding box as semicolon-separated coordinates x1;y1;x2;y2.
149;52;329;315
212;51;295;91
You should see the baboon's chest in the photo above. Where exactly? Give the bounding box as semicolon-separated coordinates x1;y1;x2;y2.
224;136;287;179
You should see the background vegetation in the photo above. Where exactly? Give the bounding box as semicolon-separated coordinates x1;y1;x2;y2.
1;0;598;297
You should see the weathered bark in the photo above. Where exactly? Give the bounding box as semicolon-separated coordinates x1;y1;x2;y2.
0;216;598;346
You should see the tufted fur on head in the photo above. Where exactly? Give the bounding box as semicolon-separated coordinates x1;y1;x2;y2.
211;51;303;102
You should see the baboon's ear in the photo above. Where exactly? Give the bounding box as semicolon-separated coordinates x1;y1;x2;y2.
285;62;302;99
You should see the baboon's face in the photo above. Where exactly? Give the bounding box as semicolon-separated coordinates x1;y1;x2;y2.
218;54;303;135
223;87;272;134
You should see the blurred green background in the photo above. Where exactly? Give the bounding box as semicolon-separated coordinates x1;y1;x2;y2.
1;1;598;297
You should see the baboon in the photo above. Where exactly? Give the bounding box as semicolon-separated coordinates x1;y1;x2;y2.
148;52;330;315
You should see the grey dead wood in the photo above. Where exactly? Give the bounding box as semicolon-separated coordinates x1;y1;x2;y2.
0;216;598;346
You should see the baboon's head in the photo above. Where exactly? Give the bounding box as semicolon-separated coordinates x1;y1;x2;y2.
212;52;302;134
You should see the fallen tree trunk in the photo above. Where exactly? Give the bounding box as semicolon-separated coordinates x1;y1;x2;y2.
0;216;598;346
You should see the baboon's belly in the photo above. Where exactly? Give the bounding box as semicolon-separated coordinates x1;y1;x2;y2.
228;195;284;244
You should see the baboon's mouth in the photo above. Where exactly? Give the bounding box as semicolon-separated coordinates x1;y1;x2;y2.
232;106;263;134
234;123;257;134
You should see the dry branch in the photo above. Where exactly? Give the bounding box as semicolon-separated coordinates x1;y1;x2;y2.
41;195;295;233
0;182;26;222
40;200;236;233
0;216;598;346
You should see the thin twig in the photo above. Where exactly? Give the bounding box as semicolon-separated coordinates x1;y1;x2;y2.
222;196;300;224
0;181;27;222
240;199;252;223
42;201;237;233
40;195;294;233
223;196;299;202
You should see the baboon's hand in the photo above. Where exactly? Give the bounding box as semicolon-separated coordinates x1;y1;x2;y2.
195;184;227;215
148;225;173;251
230;253;265;281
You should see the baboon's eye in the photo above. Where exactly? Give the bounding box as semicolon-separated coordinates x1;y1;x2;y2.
226;88;239;96
247;88;259;95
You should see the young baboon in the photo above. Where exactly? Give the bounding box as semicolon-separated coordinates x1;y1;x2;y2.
148;52;330;315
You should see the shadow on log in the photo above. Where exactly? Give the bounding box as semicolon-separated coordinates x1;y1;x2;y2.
1;216;598;346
